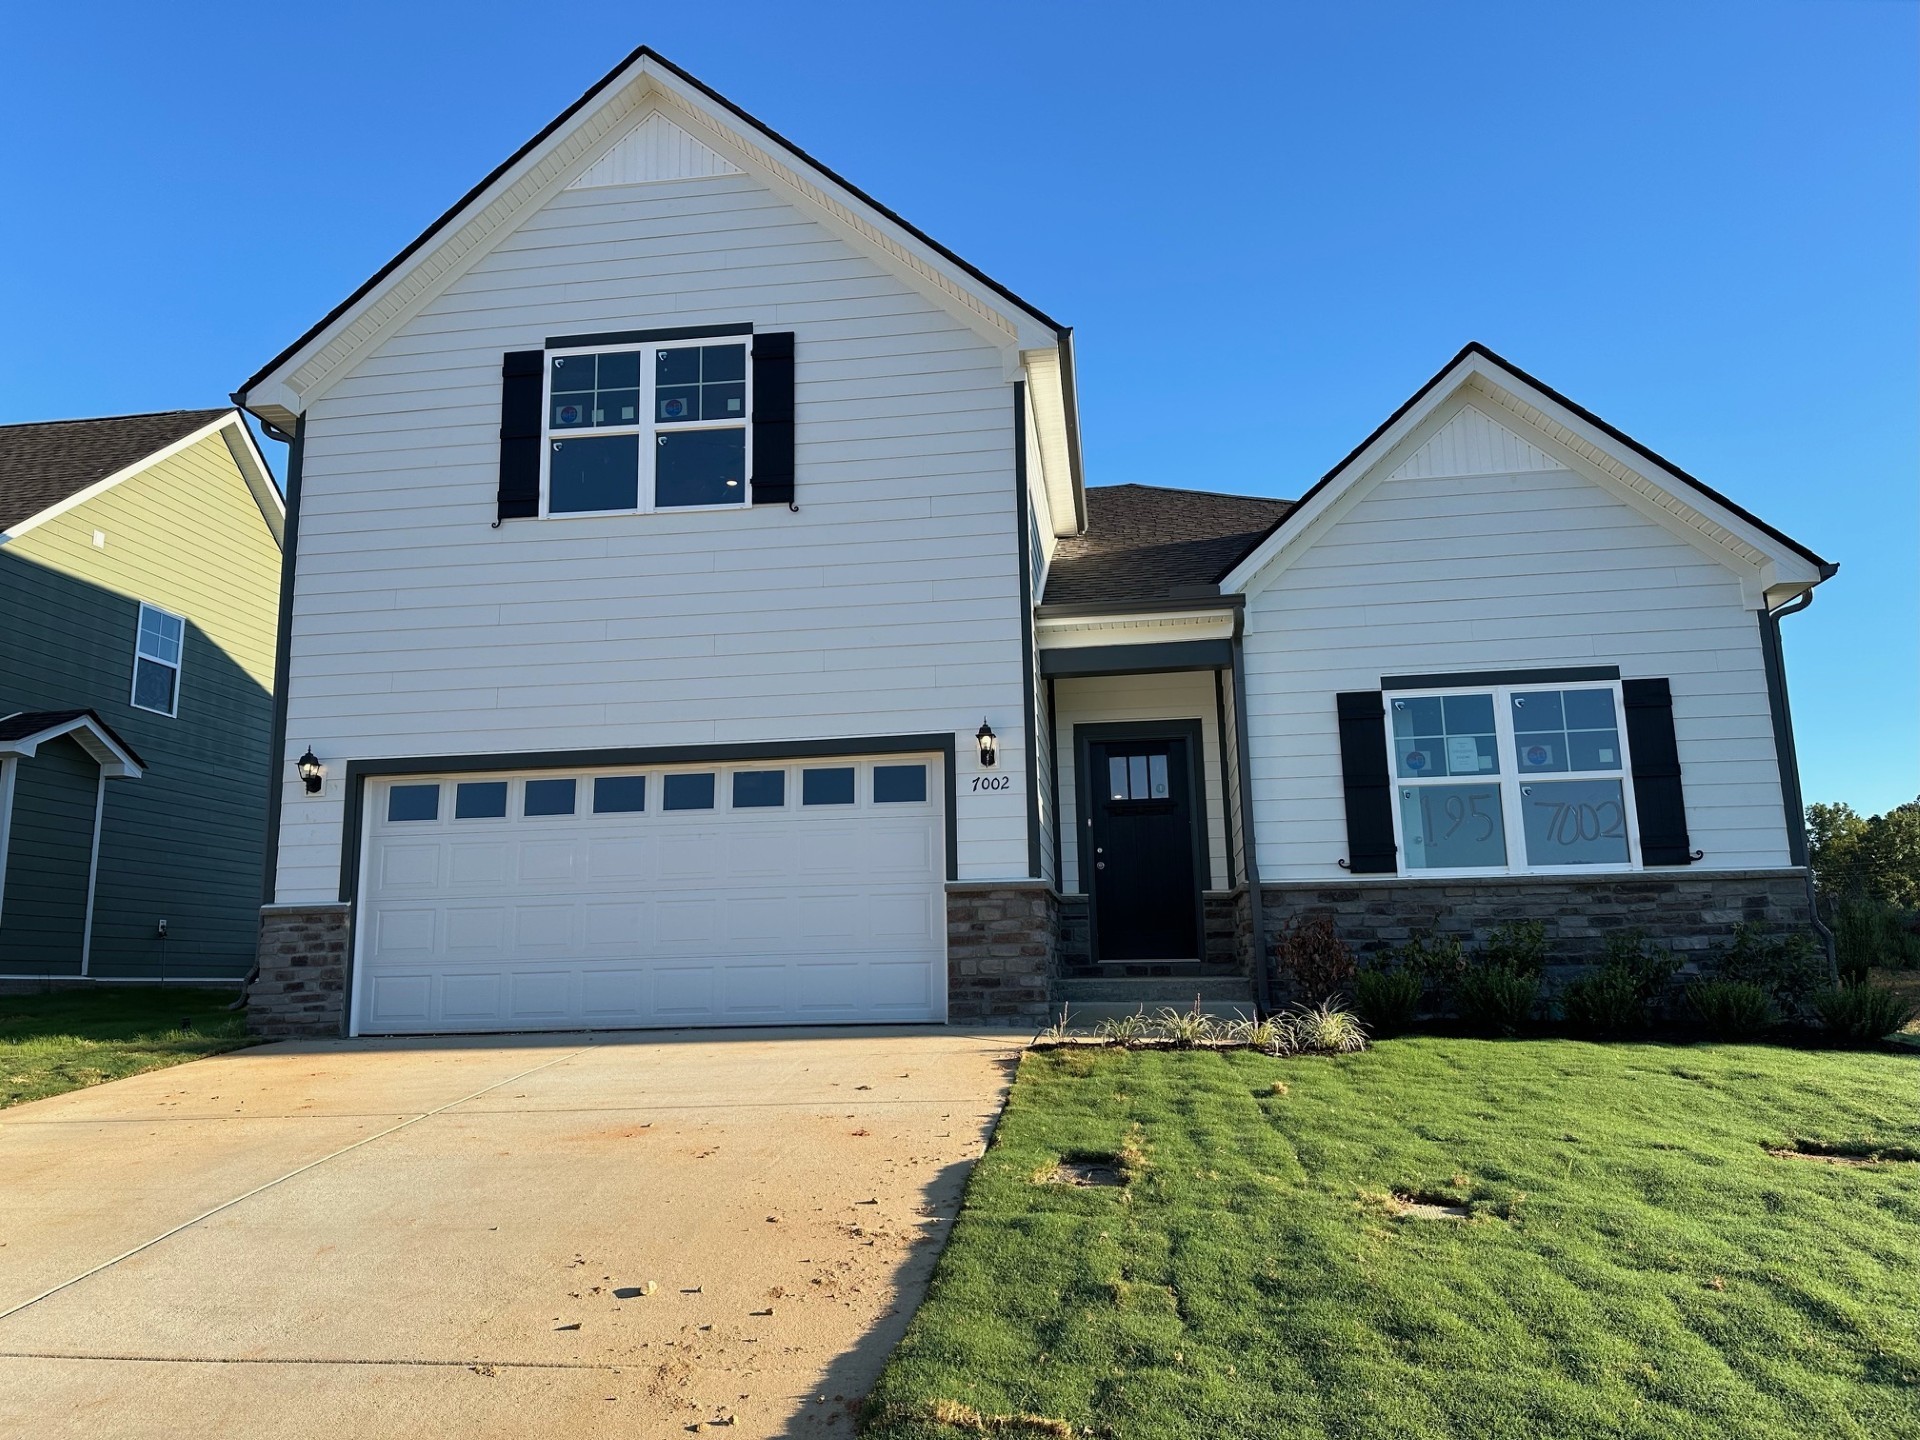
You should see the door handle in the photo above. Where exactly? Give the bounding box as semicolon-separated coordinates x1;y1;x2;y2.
1095;861;1106;871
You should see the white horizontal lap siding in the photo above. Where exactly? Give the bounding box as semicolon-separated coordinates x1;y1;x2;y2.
1053;672;1230;893
277;169;1029;900
1242;453;1790;880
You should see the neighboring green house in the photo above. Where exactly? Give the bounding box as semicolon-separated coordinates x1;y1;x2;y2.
0;409;283;980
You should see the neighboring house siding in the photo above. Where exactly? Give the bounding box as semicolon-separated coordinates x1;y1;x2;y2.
1053;670;1230;893
276;166;1027;901
1240;401;1791;881
0;736;95;970
0;431;280;975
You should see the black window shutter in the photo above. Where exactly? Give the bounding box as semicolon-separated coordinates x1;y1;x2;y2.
1336;691;1397;874
1623;677;1695;866
497;350;544;522
751;331;795;506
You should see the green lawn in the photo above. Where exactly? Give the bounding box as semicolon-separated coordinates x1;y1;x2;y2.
0;986;254;1108
865;1039;1920;1439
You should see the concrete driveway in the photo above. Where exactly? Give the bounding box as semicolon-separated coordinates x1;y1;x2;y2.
0;1027;1020;1438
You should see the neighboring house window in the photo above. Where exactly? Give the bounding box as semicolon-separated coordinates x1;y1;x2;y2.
1389;682;1638;874
131;603;184;716
543;340;750;516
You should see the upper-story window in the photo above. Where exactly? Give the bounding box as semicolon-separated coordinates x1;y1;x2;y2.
1389;682;1639;874
543;340;751;516
131;603;184;717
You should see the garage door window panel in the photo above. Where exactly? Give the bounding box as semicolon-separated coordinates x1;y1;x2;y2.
454;781;508;819
593;775;647;813
524;778;577;817
803;767;856;806
664;772;716;811
733;770;786;808
874;764;927;804
387;784;440;822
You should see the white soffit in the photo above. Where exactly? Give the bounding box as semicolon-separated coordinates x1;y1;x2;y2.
567;110;742;188
1388;402;1560;480
1035;609;1236;650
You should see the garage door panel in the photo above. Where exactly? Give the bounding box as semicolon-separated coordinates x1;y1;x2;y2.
440;972;506;1023
657;897;722;946
445;905;511;956
580;970;648;1021
448;841;513;888
357;755;945;1034
582;901;647;951
654;966;717;1018
517;840;579;884
587;836;654;882
378;843;442;890
372;906;436;958
792;961;863;1013
510;970;572;1021
512;903;576;952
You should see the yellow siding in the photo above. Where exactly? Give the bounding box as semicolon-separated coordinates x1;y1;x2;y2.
10;430;281;684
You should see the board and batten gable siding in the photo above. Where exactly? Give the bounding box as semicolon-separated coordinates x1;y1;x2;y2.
0;429;281;974
277;163;1030;902
1239;400;1793;881
1053;670;1231;894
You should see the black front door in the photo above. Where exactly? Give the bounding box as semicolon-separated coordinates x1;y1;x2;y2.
1087;736;1201;962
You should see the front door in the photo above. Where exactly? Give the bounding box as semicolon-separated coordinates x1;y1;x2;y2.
1086;736;1201;962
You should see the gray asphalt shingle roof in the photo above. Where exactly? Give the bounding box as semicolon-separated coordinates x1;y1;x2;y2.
1042;483;1295;606
0;409;230;533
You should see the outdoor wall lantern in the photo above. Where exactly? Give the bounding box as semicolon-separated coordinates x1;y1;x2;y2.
296;747;325;794
975;720;998;768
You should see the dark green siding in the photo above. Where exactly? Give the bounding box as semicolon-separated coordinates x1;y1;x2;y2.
1;735;95;971
0;552;271;977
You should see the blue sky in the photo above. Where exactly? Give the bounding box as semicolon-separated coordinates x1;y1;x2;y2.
2;2;1912;812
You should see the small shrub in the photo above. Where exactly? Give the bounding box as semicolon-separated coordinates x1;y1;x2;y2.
1832;896;1920;981
1354;968;1423;1036
1273;913;1356;1004
1560;967;1646;1037
1093;1010;1152;1045
1455;967;1540;1035
1153;1002;1222;1049
1715;922;1826;1008
1688;980;1779;1039
1811;982;1919;1046
1290;1000;1369;1054
1227;1013;1298;1055
1482;920;1549;978
1393;929;1467;982
1562;931;1681;1036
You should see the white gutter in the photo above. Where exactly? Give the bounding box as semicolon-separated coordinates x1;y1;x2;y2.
0;756;15;933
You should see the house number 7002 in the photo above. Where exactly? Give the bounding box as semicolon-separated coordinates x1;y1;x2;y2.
971;775;1012;792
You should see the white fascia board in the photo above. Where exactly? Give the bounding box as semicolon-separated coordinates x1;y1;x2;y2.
0;715;143;778
1219;350;1829;598
243;54;1064;423
1023;348;1083;536
217;414;287;547
0;413;244;548
1035;608;1237;650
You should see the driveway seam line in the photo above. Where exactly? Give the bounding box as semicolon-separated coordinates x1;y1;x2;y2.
0;1045;595;1325
0;1351;623;1372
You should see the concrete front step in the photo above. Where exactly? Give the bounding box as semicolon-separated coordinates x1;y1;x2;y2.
1053;977;1258;1024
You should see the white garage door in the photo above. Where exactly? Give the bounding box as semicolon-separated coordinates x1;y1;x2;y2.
352;754;946;1034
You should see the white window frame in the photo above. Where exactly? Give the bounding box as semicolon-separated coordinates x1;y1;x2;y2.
539;337;753;518
1385;678;1643;878
130;602;185;717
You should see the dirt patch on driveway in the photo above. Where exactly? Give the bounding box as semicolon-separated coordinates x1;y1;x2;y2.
0;1027;1019;1438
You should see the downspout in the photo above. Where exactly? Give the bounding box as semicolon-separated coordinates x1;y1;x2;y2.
78;769;107;975
1760;589;1835;976
0;755;16;936
1229;620;1273;1014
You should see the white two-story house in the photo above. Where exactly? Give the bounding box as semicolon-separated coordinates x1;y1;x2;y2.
238;47;1833;1037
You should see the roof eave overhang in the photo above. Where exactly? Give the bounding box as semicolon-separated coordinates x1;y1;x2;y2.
1217;343;1835;600
235;47;1070;432
0;712;145;777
